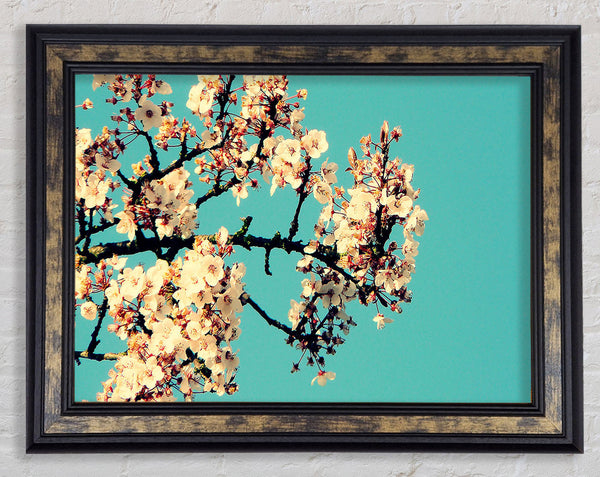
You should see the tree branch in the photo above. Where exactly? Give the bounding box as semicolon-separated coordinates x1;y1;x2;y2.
240;292;314;343
287;158;312;241
287;192;308;241
75;223;360;290
74;350;125;363
195;176;241;208
373;142;391;256
117;169;135;189
140;130;160;172
75;219;120;245
83;209;94;252
85;297;108;355
76;200;88;248
216;74;235;121
78;233;194;264
240;292;296;335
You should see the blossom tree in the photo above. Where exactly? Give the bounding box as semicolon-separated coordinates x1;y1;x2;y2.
74;74;428;402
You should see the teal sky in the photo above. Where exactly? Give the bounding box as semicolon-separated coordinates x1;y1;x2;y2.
75;73;531;403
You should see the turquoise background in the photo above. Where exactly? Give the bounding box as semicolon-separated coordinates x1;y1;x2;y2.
75;74;531;403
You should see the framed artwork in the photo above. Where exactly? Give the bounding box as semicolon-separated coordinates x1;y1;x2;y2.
26;25;582;452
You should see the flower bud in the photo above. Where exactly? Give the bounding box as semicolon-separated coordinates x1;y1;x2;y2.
380;120;389;143
347;147;357;168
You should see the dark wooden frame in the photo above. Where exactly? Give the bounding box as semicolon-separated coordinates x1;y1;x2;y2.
26;25;582;453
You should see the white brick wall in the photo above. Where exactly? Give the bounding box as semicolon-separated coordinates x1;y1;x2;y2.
1;0;597;475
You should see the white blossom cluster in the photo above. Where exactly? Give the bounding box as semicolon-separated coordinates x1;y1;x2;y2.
75;127;121;223
289;122;428;349
115;167;198;241
77;229;244;401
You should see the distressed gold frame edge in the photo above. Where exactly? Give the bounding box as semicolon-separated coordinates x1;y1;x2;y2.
26;25;582;452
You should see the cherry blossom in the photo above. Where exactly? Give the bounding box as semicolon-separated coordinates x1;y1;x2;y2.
115;210;137;241
301;129;329;158
92;74;115;91
373;313;394;330
186;77;217;116
134;97;163;131
75;74;428;402
80;301;98;321
311;371;336;386
406;205;429;236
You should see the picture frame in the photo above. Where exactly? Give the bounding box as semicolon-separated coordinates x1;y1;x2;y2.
26;25;582;452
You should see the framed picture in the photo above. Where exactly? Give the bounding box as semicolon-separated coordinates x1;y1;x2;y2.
26;25;582;452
